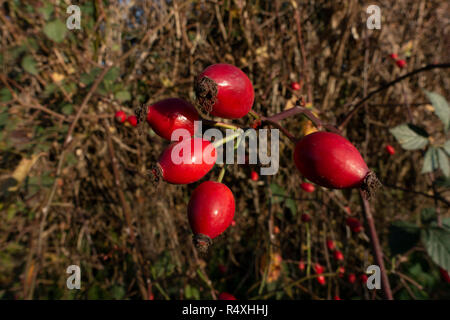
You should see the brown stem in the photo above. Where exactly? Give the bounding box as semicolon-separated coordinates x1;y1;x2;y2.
359;190;393;300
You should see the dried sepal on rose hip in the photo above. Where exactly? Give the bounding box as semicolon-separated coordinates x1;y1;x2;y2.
188;181;235;252
150;137;217;185
194;63;254;119
293;132;381;200
145;98;200;141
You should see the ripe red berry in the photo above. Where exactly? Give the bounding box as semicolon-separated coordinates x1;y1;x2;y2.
338;267;345;278
326;239;335;251
317;275;326;285
291;82;301;91
300;182;315;193
127;115;138;127
251;170;259;181
396;59;407;68
188;181;235;251
346;217;363;233
360;274;368;283
385;145;395;155
314;263;324;275
146;98;200;141
333;250;344;261
231;220;236;227
301;213;311;223
389;53;398;60
115;110;126;123
298;260;305;271
293;132;379;198
334;295;341;300
195;63;254;119
154;138;217;184
439;268;450;283
218;292;237;300
348;273;356;284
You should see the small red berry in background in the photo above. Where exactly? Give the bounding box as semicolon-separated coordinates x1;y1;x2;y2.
333;250;344;261
333;295;341;300
300;182;315;193
317;275;326;285
348;273;356;284
273;226;280;234
439;268;450;283
218;292;237;300
251;170;259;181
298;260;305;271
115;110;126;123
396;59;407;68
301;213;311;223
326;239;335;251
360;274;368;284
385;145;395;155
389;53;398;60
344;206;351;214
218;264;227;275
127;115;138;127
338;267;345;278
314;263;324;274
346;217;362;233
291;82;301;91
251;119;262;129
231;220;236;227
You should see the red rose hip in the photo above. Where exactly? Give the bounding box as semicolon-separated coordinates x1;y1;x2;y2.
300;182;315;193
127;115;138;127
188;181;235;251
333;250;344;261
115;110;126;123
326;239;335;251
291;82;301;91
194;63;254;119
385;145;395;155
317;275;326;285
146;98;200;141
294;132;380;198
218;292;237;300
154;138;217;184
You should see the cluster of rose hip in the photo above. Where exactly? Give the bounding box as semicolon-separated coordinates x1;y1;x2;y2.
114;63;380;252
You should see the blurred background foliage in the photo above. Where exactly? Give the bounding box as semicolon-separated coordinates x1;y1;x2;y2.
0;0;449;300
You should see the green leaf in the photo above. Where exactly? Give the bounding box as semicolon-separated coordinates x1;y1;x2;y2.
61;104;73;115
0;88;12;102
270;183;285;204
421;208;436;225
21;55;39;75
285;198;297;216
421;225;450;272
389;123;429;150
43;20;67;43
38;2;54;20
421;147;439;174
443;141;450;156
115;91;131;102
424;90;450;131
110;285;125;300
437;148;450;177
388;221;421;255
80;68;101;86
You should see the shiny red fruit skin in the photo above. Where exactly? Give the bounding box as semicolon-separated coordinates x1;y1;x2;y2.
389;53;398;59
158;138;216;184
188;181;235;239
396;59;407;68
348;273;356;284
317;275;326;285
115;110;126;123
326;239;335;251
360;274;368;283
196;64;254;119
334;250;344;261
338;267;345;277
291;82;301;91
386;145;395;155
439;268;450;283
127;115;138;127
218;292;237;300
147;98;200;141
301;213;311;223
314;263;324;274
346;217;362;233
251;170;259;181
334;296;341;300
294;132;369;189
300;182;315;192
298;260;305;271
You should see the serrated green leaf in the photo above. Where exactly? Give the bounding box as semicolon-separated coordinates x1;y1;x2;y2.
437;148;450;177
421;226;450;272
115;91;131;102
443;141;450;156
390;123;429;150
21;55;39;75
421;147;439;174
388;221;421;255
43;20;67;43
424;90;450;131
